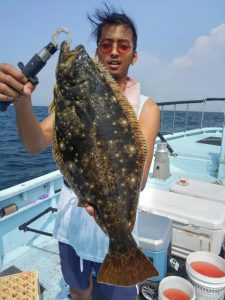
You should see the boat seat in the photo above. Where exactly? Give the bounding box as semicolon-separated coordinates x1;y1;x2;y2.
170;179;225;204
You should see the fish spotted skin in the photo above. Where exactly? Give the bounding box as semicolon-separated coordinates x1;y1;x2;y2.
51;42;158;286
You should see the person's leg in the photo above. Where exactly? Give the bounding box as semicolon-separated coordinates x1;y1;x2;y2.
70;275;93;300
58;241;93;300
93;262;139;300
100;284;139;300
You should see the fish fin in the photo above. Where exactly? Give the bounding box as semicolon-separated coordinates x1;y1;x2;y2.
97;244;158;286
93;58;148;165
93;58;148;229
49;84;59;113
48;98;56;113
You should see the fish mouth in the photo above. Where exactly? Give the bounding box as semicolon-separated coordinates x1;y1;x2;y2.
60;43;85;56
59;43;90;65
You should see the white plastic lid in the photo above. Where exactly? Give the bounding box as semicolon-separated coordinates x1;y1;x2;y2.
139;187;225;230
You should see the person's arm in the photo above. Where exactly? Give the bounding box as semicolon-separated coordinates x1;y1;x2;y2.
15;99;54;154
138;98;160;190
0;63;52;154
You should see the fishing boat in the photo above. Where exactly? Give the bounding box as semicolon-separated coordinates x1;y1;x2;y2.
0;98;224;299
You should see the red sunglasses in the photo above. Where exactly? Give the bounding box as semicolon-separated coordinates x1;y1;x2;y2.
98;40;134;54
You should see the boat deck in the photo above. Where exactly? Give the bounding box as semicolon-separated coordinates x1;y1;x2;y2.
1;236;185;300
1;239;68;299
1;236;152;300
1;238;113;300
151;128;224;184
167;127;222;158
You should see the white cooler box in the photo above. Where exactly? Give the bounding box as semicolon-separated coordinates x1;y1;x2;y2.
139;187;225;259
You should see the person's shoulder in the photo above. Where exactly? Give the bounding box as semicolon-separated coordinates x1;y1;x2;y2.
141;95;159;112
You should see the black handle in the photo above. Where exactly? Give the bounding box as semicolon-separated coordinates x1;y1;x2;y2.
157;132;177;156
0;42;58;111
17;61;40;85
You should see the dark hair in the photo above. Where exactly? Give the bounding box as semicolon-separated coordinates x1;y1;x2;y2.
87;4;137;50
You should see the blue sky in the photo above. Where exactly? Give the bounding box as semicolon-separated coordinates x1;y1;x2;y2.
1;0;225;110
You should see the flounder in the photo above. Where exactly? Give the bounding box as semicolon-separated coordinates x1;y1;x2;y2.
51;42;158;286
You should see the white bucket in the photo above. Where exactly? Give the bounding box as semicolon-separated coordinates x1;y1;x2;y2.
186;251;225;300
158;275;196;299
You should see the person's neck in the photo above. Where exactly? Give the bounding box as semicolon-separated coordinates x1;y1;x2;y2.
116;77;128;92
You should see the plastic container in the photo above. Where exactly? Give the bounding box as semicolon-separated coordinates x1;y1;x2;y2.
139;187;225;258
136;211;172;281
186;251;225;300
158;276;195;300
0;270;40;299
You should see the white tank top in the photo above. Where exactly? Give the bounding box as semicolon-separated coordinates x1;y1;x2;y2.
53;79;149;262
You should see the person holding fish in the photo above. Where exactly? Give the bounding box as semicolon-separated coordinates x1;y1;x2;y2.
0;4;160;300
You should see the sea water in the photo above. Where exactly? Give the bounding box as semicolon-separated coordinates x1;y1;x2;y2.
0;106;57;190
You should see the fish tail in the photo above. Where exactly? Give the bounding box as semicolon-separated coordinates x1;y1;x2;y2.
97;237;158;286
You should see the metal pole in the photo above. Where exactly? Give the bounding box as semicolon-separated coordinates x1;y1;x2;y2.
200;99;206;129
160;105;164;132
184;103;189;132
172;104;176;134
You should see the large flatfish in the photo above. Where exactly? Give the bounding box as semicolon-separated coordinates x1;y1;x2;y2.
51;41;158;286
